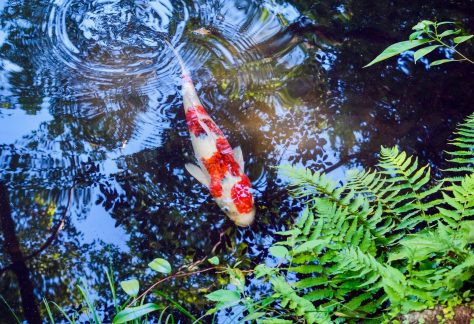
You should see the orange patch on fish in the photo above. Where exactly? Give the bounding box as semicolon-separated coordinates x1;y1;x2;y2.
231;175;253;214
202;138;241;198
185;105;223;137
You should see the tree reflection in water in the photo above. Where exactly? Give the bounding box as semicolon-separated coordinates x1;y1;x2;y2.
0;0;473;321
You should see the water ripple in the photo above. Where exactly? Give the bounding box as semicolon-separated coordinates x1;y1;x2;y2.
40;0;187;83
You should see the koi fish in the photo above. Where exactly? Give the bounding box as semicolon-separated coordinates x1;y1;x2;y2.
165;40;256;227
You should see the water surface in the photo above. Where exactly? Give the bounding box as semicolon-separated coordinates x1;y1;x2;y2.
0;0;473;321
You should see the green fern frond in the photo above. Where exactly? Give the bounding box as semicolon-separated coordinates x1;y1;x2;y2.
377;146;437;221
445;254;474;290
337;247;407;304
279;164;340;200
445;112;474;179
270;275;332;324
439;173;474;221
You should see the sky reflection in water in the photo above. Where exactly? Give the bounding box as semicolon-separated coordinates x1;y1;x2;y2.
0;0;473;321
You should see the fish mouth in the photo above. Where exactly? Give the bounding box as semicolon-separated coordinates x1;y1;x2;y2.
233;208;256;227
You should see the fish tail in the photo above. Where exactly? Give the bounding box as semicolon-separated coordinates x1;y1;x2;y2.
163;39;191;78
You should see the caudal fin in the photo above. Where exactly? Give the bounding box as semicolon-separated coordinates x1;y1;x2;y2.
163;39;190;77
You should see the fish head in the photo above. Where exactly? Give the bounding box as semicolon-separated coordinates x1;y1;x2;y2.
216;175;255;227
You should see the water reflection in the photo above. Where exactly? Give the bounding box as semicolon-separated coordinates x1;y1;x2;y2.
0;0;473;321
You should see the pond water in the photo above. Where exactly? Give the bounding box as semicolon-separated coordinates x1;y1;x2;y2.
0;0;473;322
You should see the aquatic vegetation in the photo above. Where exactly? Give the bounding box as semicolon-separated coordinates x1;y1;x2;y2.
205;113;474;323
2;0;474;322
365;20;474;67
41;260;196;323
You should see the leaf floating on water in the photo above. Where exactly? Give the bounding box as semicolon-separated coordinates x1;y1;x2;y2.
193;27;212;36
148;258;172;274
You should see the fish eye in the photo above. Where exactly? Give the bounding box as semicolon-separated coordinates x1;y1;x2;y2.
222;206;230;212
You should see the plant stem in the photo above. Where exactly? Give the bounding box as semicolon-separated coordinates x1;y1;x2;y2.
128;266;223;307
429;32;474;64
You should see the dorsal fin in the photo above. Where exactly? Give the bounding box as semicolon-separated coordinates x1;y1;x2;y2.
233;146;245;171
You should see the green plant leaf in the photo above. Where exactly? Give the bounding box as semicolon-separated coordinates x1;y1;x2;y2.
438;29;460;38
453;35;474;44
228;268;246;293
154;290;197;322
269;246;289;258
112;303;161;324
412;20;434;30
293;239;328;255
430;59;454;66
208;256;219;265
148;258;171;274
437;21;455;26
260;319;293;324
242;312;266;321
364;39;431;67
77;283;101;324
205;289;240;302
413;45;441;62
409;31;424;41
255;264;277;278
119;279;139;297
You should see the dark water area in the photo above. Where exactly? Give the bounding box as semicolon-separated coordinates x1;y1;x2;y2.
0;0;473;322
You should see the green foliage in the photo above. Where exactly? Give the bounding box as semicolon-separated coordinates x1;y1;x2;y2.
206;113;474;323
43;264;196;323
148;258;172;274
113;304;161;324
444;113;474;179
120;279;139;298
0;295;21;324
205;289;241;302
208;256;220;265
365;20;474;67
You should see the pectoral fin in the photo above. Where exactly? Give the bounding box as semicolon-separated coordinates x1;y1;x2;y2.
233;146;245;170
185;163;210;187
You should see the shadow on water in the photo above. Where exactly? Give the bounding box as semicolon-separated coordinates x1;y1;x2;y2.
0;0;473;321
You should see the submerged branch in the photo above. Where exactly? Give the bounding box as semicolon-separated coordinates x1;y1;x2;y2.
0;186;74;274
128;266;222;307
0;182;41;324
130;230;231;307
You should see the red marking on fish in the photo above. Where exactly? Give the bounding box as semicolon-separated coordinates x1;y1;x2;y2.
185;105;223;137
231;175;253;214
202;138;241;198
167;38;255;225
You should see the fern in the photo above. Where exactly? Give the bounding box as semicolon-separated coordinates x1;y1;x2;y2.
206;113;474;323
271;275;332;324
439;173;474;222
445;112;474;179
378;146;441;222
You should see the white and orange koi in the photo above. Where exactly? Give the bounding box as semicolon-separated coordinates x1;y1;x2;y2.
165;40;256;226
